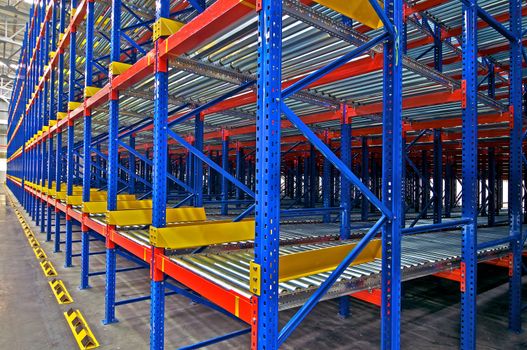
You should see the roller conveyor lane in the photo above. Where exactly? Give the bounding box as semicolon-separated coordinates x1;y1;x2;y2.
171;226;521;312
114;222;344;249
111;215;508;252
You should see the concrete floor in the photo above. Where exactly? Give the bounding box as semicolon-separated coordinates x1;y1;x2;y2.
1;187;527;349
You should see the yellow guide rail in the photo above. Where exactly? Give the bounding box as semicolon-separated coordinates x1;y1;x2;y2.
82;199;153;214
149;219;254;248
107;207;207;226
66;193;135;205
250;240;382;295
314;0;383;29
278;240;382;282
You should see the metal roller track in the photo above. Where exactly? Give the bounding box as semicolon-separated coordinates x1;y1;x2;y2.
172;225;523;310
283;0;507;112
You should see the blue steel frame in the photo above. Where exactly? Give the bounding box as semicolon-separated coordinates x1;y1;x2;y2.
46;0;58;242
254;0;400;347
4;1;525;350
339;106;351;318
221;131;229;215
149;0;170;347
507;0;523;334
63;0;79;269
380;1;403;348
80;0;96;291
253;0;283;347
103;0;121;325
460;0;478;347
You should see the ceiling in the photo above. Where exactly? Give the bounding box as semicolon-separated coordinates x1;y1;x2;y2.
0;0;30;103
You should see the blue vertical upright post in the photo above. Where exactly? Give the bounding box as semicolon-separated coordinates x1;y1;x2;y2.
186;150;192;192
303;156;309;207
487;62;495;98
55;127;63;253
40;12;50;236
421;150;429;218
339;106;351;318
235;142;243;208
309;145;317;207
253;0;281;347
150;0;170;347
96;144;102;188
381;0;403;348
64;0;79;269
480;166;487;216
65;121;74;268
35;142;41;225
361;136;369;221
193;117;203;207
46;137;54;241
34;3;41;226
221;131;229;215
401;133;407;227
508;0;522;334
460;0;478;347
487;147;495;226
46;1;57;241
129;135;136;194
54;0;67;253
433;129;442;224
104;0;121;325
433;23;442;72
80;0;95;290
444;160;452;218
322;131;331;223
40;138;46;232
295;158;301;202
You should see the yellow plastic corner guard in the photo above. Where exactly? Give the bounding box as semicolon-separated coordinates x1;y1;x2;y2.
40;260;58;277
152;18;185;41
149;219;254;249
49;279;74;304
82;199;152;214
278;239;382;282
64;308;100;349
28;235;40;248
33;246;48;260
314;0;383;29
109;61;132;75
106;207;206;226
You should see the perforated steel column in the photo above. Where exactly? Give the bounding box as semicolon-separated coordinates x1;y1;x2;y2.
339;107;351;318
460;0;478;347
104;0;122;325
253;0;282;347
150;0;170;347
508;0;523;333
381;0;403;348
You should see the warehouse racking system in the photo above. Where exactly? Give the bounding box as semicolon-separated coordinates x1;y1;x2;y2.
4;0;526;348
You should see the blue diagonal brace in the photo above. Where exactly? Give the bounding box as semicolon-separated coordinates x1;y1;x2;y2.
281;103;391;217
278;216;387;345
117;140;193;193
167;129;255;198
